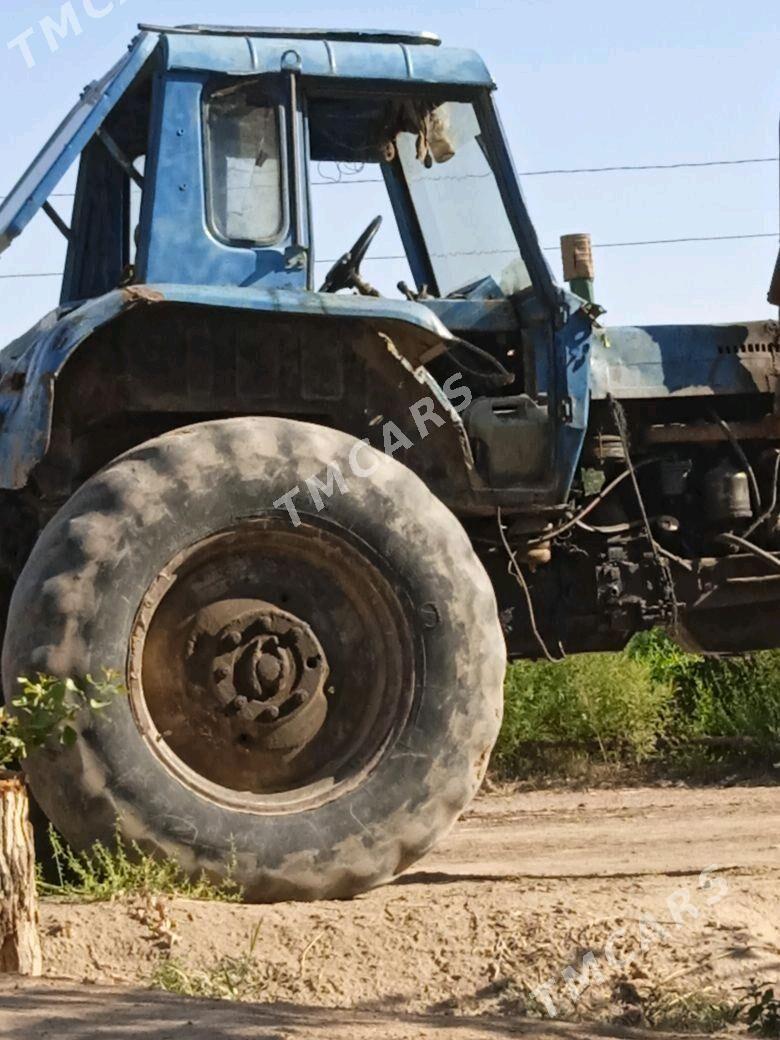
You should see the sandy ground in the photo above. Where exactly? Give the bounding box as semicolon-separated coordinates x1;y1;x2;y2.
0;784;777;1038
0;978;731;1040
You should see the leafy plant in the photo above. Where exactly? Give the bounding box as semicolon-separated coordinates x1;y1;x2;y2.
629;631;780;756
39;825;242;903
0;672;123;766
739;982;780;1037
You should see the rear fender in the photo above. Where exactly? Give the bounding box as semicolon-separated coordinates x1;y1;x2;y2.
0;284;467;491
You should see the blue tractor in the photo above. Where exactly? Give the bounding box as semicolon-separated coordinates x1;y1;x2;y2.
0;24;777;900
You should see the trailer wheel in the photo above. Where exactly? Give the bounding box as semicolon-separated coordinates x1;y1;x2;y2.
3;418;505;901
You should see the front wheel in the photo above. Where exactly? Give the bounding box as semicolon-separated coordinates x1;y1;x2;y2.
3;418;505;901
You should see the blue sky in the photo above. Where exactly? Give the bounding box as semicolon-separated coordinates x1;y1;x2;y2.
0;0;778;342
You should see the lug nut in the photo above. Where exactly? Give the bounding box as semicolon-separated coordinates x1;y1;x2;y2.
289;690;307;709
214;666;229;682
260;705;280;723
222;630;242;650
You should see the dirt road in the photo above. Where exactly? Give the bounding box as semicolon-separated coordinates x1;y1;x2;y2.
1;784;777;1038
420;783;779;880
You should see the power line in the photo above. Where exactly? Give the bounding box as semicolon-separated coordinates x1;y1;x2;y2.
2;154;778;200
4;230;775;280
547;231;780;251
311;155;779;185
0;192;75;202
313;232;779;265
0;272;61;279
522;156;779;176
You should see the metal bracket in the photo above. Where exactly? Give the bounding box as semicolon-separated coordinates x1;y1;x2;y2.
42;202;71;242
97;127;144;189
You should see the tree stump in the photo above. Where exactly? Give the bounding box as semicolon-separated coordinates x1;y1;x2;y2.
0;771;42;975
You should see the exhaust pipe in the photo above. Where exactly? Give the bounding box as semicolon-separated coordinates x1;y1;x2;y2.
561;233;595;303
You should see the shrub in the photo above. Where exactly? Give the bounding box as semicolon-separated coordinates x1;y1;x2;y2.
492;631;780;780
629;631;780;754
0;672;122;766
493;652;672;777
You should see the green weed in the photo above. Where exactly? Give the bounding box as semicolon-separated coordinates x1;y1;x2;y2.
38;825;242;903
151;924;289;1001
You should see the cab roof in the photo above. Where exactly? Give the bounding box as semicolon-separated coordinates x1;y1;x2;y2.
139;24;443;46
148;23;493;88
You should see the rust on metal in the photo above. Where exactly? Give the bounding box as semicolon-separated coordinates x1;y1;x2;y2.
189;598;329;752
644;414;780;445
121;286;166;306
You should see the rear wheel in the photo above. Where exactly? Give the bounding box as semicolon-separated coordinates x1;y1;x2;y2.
3;418;505;901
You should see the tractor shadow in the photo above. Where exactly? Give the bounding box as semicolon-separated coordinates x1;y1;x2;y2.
0;978;711;1039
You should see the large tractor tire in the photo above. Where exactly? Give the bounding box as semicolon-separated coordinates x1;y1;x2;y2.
2;418;505;901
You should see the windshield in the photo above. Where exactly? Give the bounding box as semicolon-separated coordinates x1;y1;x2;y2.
396;102;530;298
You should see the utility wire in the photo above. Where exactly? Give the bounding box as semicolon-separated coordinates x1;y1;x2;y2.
0;271;62;280
546;231;780;251
0;192;75;202
2;155;779;200
521;156;779;176
309;232;779;265
3;230;778;280
310;155;779;186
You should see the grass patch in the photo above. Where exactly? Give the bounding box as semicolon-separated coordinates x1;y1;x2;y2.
644;986;738;1032
38;826;242;903
631;631;780;755
492;651;672;779
151;924;300;1001
152;947;259;1001
492;631;780;781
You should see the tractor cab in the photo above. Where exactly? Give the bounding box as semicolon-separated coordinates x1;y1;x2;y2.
0;24;580;510
0;25;553;314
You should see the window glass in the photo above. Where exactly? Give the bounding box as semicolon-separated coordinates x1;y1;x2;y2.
396;102;531;297
310;160;414;295
129;155;145;265
206;88;283;243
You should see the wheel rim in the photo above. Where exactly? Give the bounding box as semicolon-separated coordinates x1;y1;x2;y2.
128;518;416;812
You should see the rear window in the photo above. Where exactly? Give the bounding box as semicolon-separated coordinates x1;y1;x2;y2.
205;86;284;244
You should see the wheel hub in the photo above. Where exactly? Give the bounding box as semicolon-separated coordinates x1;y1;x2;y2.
131;521;413;802
188;600;329;752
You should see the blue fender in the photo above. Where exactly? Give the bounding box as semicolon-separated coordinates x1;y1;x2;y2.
0;283;459;490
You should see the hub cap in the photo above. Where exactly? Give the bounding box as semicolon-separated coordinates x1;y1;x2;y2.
190;600;329;752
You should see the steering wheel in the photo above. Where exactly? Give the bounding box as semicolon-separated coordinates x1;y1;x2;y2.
320;215;383;295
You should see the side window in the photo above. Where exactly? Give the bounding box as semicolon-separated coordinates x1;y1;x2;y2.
62;76;151;303
129;155;145;266
205;87;284;244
